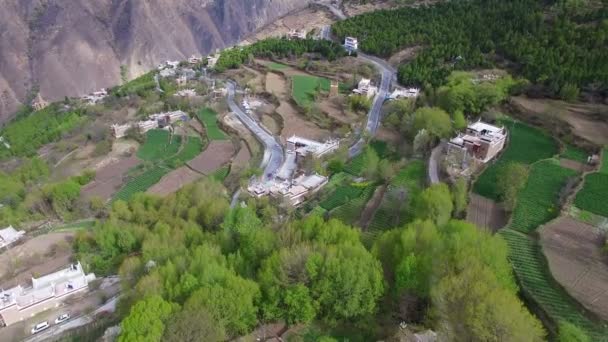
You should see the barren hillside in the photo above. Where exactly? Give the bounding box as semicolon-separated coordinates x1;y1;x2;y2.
0;0;311;122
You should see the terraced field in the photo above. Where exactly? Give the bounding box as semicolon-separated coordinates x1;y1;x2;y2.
291;75;331;107
574;148;608;217
474;120;558;200
113;166;169;201
137;129;182;161
500;229;608;341
329;185;376;225
509;160;577;233
196;108;228;140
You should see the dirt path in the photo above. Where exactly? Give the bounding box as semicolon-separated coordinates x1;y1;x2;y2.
466;193;508;232
540;216;608;321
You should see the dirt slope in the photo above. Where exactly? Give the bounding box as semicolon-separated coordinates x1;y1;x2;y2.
0;0;311;121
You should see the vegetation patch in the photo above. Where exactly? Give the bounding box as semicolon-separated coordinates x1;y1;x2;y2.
111;72;156;97
509;160;577;233
291;75;331;108
319;185;365;211
574;173;608;217
0;105;87;159
267;62;288;71
196;108;228;140
561;144;588;163
113;166;169;201
136;129;182;162
500;229;608;341
474;120;558;200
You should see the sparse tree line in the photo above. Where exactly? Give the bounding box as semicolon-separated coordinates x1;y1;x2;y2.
215;38;349;72
332;0;608;98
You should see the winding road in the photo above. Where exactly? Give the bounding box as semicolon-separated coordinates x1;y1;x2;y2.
226;82;284;180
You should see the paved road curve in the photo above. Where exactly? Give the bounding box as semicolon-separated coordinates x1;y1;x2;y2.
226;82;284;180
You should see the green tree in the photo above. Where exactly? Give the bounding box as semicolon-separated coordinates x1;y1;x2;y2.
451;178;468;217
119;295;176;342
283;284;317;325
497;162;529;211
558;321;590;342
163;306;225;342
453;110;467;131
415;183;453;226
363;147;380;180
412;107;452;139
559;83;580;102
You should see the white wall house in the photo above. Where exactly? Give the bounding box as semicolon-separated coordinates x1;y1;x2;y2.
344;37;358;52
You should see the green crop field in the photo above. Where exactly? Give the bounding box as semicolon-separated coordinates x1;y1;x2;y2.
210;166;230;181
561;144;588;163
319;185;365;211
267;62;288;70
575;173;608;217
196;108;228;140
601;148;608;174
391;160;426;194
137;130;182;161
500;229;608;341
474;120;558;200
291;75;331;107
113;167;169;201
509;160;577;233
330;185;376;225
166;136;203;168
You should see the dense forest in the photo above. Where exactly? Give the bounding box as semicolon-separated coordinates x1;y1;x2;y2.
74;179;547;341
332;0;608;95
215;38;348;72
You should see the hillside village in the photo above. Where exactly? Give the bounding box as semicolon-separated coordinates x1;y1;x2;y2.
0;0;606;341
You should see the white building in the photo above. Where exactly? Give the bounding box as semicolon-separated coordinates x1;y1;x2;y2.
137;120;159;134
0;262;95;327
207;54;220;69
353;78;378;99
344;37;358;52
188;55;202;64
159;68;177;78
286;136;340;158
389;87;420;100
249;173;329;206
175;89;197;97
111;124;132;139
0;226;25;250
447;120;507;167
176;75;188;86
82;88;108;105
288;29;307;40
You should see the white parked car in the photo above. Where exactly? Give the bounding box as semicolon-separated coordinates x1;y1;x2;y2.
31;321;49;334
55;313;70;324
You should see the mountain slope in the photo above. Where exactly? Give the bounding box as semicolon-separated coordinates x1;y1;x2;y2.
0;0;311;122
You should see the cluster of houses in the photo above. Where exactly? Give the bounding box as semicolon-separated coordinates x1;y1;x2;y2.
248;135;339;205
111;110;188;139
446;120;508;174
81;88;108;105
0;262;95;327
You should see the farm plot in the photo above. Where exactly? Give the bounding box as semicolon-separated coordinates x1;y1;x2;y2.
165;136;204;168
500;229;608;341
540;216;608;321
137;129;182;161
187;141;235;175
474;120;558;200
81;156;140;201
291;75;331;108
466;193;508;232
561;144;588;163
319;184;366;211
196;108;228;140
329;185;376;226
112;166;169;201
147;167;203;196
509;160;577;233
574;172;608;217
366;161;426;235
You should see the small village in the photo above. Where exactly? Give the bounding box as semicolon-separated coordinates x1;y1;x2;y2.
0;0;606;341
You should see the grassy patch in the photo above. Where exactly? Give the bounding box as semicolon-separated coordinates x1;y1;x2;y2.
330;185;376;225
165;136;203;168
474;120;558;200
53;219;96;232
509;160;577;233
601;148;608;174
291;75;331;107
267;62;288;70
500;229;608;341
561;144;587;163
574;172;608;217
196;108;228;140
136;129;182;162
319;185;365;211
210;166;230;181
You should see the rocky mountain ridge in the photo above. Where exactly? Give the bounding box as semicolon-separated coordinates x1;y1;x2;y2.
0;0;312;122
